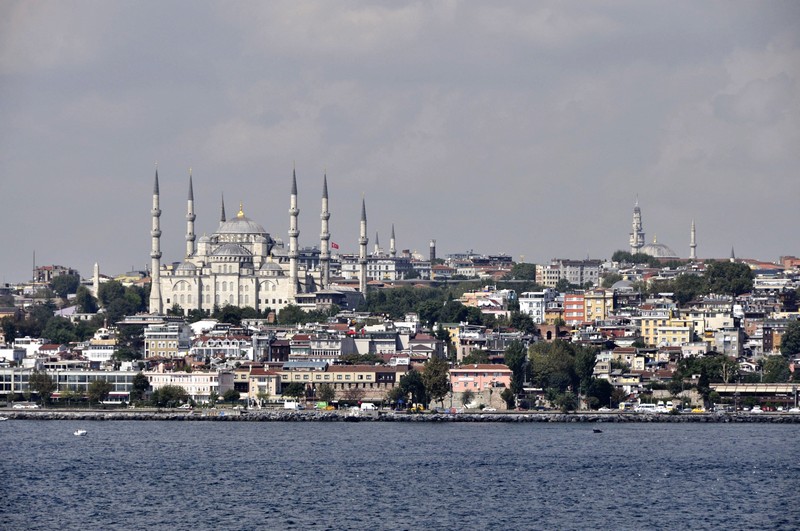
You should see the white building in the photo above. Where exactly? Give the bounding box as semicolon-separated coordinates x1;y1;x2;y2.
146;369;234;403
519;289;557;324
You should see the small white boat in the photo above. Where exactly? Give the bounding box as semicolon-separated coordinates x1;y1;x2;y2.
74;429;87;436
0;416;8;421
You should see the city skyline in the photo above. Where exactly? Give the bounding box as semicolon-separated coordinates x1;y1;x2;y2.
2;2;798;282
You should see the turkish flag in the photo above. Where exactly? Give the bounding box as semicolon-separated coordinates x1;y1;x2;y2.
331;242;339;249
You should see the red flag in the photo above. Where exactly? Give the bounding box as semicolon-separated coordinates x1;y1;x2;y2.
331;242;339;249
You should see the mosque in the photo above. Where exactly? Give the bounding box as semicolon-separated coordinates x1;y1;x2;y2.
147;168;370;315
628;199;696;260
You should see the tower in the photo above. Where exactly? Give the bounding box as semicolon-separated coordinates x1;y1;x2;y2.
389;224;396;258
629;198;645;254
690;219;697;260
220;193;226;224
319;173;331;289
429;239;436;263
288;169;300;297
359;197;368;295
186;170;196;258
374;231;380;256
92;262;100;298
148;168;163;314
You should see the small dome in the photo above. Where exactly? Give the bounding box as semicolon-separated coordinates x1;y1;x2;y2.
175;261;197;272
198;235;211;243
611;279;634;291
211;243;252;258
260;261;283;272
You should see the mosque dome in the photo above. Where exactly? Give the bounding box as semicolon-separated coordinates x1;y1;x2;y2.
611;279;634;291
639;236;678;258
211;243;252;258
216;203;267;236
175;261;197;272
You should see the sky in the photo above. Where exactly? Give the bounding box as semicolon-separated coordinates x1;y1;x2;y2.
1;1;799;283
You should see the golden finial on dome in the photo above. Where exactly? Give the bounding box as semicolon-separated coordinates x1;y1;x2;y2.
237;201;245;218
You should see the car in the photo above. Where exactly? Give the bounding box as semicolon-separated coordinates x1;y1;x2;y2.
177;403;192;409
598;407;612;412
12;403;40;409
482;407;497;412
787;407;800;413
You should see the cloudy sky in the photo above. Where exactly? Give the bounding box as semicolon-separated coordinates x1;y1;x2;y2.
1;1;798;283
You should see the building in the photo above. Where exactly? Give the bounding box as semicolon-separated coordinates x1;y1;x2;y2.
144;320;193;358
536;259;601;288
519;289;557;324
148;169;369;315
146;368;234;403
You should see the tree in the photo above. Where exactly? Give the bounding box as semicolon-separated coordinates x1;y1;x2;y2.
397;369;428;406
130;372;150;402
762;356;791;383
223;389;240;404
283;382;306;400
208;389;218;406
461;388;475;407
87;379;113;405
670;274;706;306
529;340;579;393
341;386;366;404
462;349;489;365
43;317;77;345
97;281;126;308
586;378;613;409
50;274;80;299
151;385;189;407
780;321;800;358
500;388;515;409
554;278;576;293
573;346;598;394
704;261;753;296
505;263;538;281
74;286;98;314
28;370;56;405
510;312;536;335
504;340;528;395
2;317;17;344
556;392;578;412
601;273;623;288
317;383;335;403
256;391;271;407
422;357;450;408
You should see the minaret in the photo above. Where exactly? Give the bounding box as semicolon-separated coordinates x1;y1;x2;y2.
389;224;396;258
429;239;436;262
319;173;331;289
185;170;196;258
730;246;736;263
148;168;163;314
689;219;697;260
288;169;300;299
629;198;645;254
358;197;368;295
374;231;380;256
92;262;100;298
220;193;227;224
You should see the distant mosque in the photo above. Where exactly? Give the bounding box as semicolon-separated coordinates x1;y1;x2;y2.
628;199;697;260
147;168;371;315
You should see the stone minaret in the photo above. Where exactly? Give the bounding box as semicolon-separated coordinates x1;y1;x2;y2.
148;168;163;314
92;262;100;298
690;219;697;260
288;169;300;298
359;197;368;295
389;224;396;258
186;170;196;258
629;198;645;254
429;239;436;262
220;193;227;225
319;173;331;289
374;231;380;256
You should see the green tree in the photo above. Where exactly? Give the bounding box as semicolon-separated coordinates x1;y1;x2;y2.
704;261;753;296
277;305;308;325
461;388;475;407
422;357;450;408
74;285;99;314
500;387;515;409
42;316;77;345
503;340;528;394
505;263;538;281
50;274;80;299
780;321;800;358
87;379;113;405
208;389;218;406
97;281;126;308
28;370;56;405
529;340;579;393
130;372;150;402
586;378;613;409
510;312;536;335
151;385;190;407
462;349;489;365
283;382;306;400
671;274;707;305
601;273;623;288
762;355;791;383
555;278;576;293
317;383;335;403
556;392;578;412
397;369;428;406
223;388;240;404
2;317;17;344
573;346;598;394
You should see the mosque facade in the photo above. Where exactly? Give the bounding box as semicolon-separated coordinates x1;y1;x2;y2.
147;169;369;315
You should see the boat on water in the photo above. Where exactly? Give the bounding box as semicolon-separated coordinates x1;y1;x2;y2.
592;428;603;433
74;429;87;436
0;416;8;421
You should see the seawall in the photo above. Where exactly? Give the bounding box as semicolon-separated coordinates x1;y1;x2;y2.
4;410;800;423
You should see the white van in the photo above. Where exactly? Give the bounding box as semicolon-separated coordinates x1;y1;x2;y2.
634;403;657;413
360;403;377;411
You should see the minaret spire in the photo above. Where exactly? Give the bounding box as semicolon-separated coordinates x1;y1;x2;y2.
149;167;163;314
359;196;368;296
629;198;645;254
185;170;196;258
288;168;300;299
689;219;697;260
220;193;227;223
390;224;396;258
374;231;380;256
319;172;331;289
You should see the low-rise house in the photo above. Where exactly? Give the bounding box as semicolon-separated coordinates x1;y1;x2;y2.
146;368;234;403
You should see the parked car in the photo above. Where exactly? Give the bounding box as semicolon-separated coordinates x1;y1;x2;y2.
177;403;192;409
482;407;497;412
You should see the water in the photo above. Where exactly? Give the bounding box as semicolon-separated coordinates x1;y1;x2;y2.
2;421;799;530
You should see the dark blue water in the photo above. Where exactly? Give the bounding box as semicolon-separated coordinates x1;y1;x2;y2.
1;421;798;530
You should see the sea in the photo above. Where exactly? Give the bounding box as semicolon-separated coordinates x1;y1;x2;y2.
1;421;798;530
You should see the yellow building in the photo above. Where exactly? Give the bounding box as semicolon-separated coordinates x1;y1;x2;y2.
583;289;615;323
640;309;694;347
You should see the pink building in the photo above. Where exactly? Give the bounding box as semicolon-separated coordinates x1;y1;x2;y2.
449;364;512;393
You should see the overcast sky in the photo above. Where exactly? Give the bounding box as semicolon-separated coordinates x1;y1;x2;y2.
1;1;798;283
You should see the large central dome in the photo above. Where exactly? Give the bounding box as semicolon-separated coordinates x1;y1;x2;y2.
216;204;267;236
640;236;678;258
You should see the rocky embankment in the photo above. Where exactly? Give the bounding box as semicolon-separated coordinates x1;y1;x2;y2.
5;409;800;423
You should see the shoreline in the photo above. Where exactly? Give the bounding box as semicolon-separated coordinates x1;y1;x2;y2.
4;409;800;423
